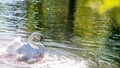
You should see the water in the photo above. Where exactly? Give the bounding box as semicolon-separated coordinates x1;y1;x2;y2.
0;0;93;68
0;0;119;68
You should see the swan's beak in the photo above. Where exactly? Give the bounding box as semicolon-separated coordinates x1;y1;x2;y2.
40;36;44;44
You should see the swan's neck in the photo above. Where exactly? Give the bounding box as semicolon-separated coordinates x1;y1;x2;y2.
28;36;39;48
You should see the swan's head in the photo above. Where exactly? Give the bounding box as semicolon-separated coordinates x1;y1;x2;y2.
30;32;44;42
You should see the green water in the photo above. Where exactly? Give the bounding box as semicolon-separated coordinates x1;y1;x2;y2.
23;0;120;68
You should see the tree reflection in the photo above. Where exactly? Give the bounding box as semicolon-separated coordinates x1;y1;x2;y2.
25;0;69;41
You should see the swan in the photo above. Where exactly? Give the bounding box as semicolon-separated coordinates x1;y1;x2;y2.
6;32;46;59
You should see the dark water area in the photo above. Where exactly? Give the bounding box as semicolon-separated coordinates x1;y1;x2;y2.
0;0;120;68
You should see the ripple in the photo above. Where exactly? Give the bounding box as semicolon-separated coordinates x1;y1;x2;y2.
0;45;91;68
0;52;90;68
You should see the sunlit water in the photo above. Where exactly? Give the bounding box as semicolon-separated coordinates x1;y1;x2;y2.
0;0;96;68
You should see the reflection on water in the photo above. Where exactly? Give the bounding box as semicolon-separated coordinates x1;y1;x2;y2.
0;0;120;68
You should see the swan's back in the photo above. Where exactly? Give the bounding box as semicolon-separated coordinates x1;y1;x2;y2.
6;36;22;55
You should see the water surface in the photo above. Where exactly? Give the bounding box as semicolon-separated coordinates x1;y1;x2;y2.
0;0;119;68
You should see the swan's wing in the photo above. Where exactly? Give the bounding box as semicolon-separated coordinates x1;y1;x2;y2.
16;43;29;54
16;43;35;58
6;36;22;55
17;43;45;59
